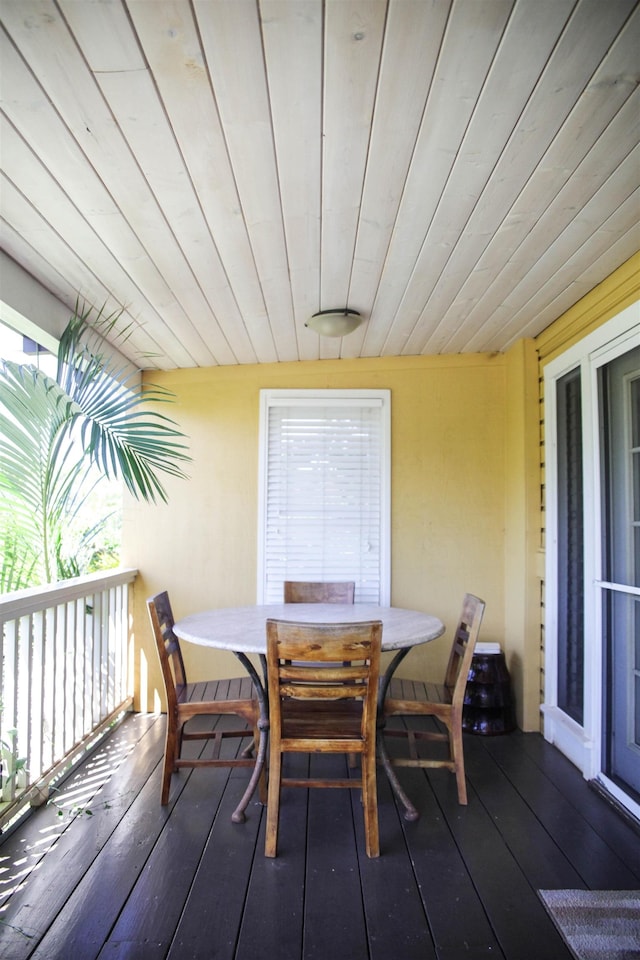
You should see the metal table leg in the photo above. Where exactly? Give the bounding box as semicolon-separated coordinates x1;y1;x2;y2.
377;647;420;821
230;652;269;824
232;643;423;823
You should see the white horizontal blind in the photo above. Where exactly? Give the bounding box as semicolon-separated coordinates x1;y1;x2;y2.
258;391;390;604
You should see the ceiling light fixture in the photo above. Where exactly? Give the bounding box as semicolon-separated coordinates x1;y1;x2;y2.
305;309;363;338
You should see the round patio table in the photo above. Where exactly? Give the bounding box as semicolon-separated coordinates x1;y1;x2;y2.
174;602;445;821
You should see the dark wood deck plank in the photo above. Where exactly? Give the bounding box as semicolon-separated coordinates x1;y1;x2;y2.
164;771;262;960
500;731;640;879
234;755;308;960
0;711;159;907
354;772;439;960
0;713;164;960
302;753;370;960
381;696;503;960
428;768;573;960
463;735;587;891
101;721;255;959
383;681;572;960
24;683;251;960
394;765;504;960
1;679;638;960
28;716;231;960
476;731;640;889
30;764;168;960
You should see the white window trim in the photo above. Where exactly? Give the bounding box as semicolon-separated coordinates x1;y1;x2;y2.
542;300;640;819
257;388;391;605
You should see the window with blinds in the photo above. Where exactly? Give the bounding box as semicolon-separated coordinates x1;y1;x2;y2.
257;390;390;605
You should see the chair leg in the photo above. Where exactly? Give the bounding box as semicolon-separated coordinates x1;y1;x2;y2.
362;750;380;858
161;722;178;805
264;750;282;858
254;727;268;805
174;723;183;771
161;754;173;805
450;721;467;805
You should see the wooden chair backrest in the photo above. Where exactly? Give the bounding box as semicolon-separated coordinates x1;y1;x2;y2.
266;619;382;736
147;591;187;710
283;581;355;604
443;593;486;709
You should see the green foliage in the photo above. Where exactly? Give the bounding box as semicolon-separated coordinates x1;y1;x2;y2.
0;518;39;594
0;729;26;791
0;302;190;590
0;698;27;803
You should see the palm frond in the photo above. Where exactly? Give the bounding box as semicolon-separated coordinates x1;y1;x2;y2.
0;302;191;587
55;302;190;503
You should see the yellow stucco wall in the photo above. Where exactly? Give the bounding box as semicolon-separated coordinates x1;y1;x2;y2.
124;353;512;718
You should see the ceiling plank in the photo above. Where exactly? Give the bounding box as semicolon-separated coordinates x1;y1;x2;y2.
362;0;515;357
500;154;640;325
320;0;386;320
87;66;244;365
195;0;295;362
1;221;85;319
0;31;199;366
126;0;275;363
0;173;185;365
446;82;640;354
405;0;638;355
59;0;241;365
342;0;452;360
498;204;640;352
261;0;324;362
3;0;220;366
478;161;640;351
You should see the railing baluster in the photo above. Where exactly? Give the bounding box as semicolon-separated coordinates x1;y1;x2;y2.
107;586;116;712
45;606;55;774
81;596;89;746
32;609;44;785
62;600;74;757
19;614;32;801
1;619;18;804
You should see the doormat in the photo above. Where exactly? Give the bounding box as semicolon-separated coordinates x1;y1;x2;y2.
538;889;640;960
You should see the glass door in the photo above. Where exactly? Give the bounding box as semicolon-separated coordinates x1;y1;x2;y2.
600;344;640;797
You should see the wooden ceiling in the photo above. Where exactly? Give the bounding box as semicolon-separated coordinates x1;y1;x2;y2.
1;0;638;371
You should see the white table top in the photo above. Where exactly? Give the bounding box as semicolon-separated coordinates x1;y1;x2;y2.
173;603;445;654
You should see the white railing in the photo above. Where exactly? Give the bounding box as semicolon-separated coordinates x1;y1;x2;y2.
0;568;137;830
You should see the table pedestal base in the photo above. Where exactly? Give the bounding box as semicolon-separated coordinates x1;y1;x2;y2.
376;647;421;820
231;644;429;824
230;652;269;823
377;738;420;820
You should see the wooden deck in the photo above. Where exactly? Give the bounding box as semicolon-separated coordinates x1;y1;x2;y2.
1;677;639;960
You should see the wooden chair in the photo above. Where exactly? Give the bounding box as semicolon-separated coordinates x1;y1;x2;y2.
147;591;261;819
284;580;357;762
284;580;355;603
381;593;485;806
265;618;382;858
